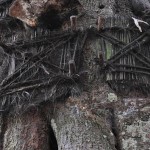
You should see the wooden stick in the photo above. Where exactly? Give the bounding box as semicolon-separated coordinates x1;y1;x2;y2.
97;16;104;31
70;15;77;30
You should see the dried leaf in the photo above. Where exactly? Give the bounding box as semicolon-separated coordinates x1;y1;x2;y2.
132;17;149;32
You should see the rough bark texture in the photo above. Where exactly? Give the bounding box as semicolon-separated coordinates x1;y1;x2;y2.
51;97;116;150
3;109;50;150
115;97;150;150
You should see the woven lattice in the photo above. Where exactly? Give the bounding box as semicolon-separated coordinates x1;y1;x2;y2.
0;0;150;113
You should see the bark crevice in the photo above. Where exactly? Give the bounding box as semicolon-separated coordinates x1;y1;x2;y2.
48;124;58;150
110;109;122;150
0;113;8;150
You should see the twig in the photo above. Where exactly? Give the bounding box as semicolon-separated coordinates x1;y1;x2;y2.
0;36;73;93
130;52;150;68
107;33;146;64
111;69;150;76
0;75;79;98
113;63;150;71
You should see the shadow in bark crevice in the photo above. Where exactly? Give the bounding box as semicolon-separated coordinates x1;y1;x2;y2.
0;112;8;150
109;108;122;150
49;125;58;150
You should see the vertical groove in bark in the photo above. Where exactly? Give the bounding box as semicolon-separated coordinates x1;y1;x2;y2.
51;97;116;150
3;109;50;150
0;113;8;150
48;125;58;150
109;109;122;150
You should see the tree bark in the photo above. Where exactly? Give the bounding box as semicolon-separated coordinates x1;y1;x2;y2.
3;109;50;150
51;96;116;150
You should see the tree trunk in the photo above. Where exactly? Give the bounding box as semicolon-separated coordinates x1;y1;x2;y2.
51;97;115;150
3;109;50;150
